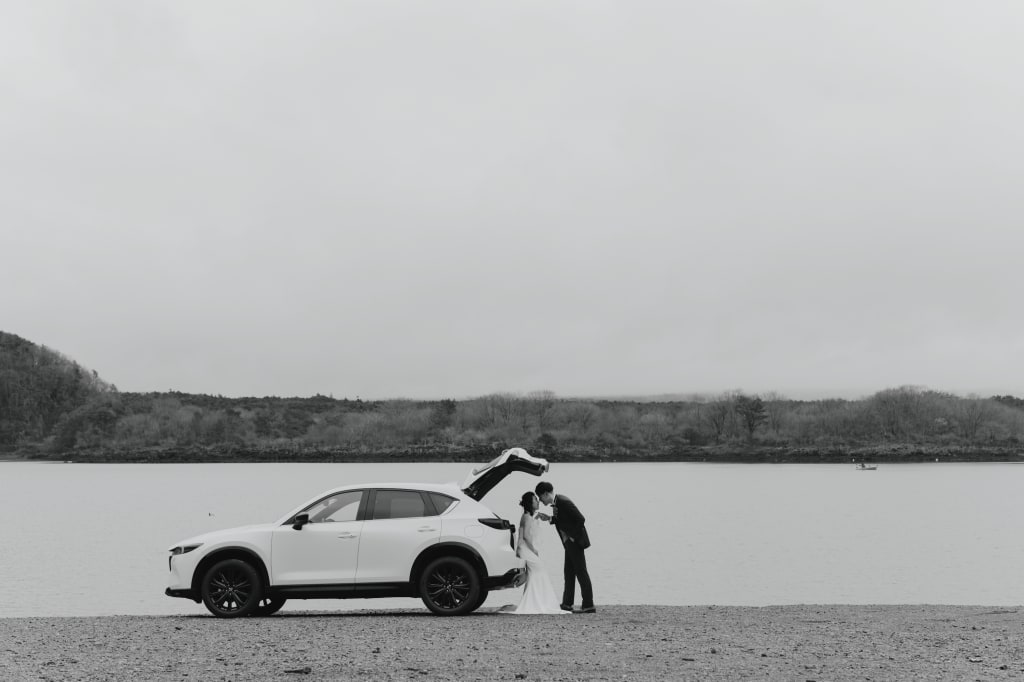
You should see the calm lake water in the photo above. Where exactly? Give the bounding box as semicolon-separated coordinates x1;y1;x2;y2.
1;461;1021;617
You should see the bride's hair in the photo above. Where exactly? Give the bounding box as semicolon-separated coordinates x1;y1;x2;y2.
518;492;537;513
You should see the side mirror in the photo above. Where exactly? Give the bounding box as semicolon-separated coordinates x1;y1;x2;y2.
292;512;309;530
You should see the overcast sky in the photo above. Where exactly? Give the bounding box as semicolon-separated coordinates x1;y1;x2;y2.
2;2;1022;401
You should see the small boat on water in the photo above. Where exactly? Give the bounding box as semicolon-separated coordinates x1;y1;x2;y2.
856;463;877;471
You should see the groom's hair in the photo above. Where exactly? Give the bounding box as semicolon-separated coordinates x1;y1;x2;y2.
535;481;553;497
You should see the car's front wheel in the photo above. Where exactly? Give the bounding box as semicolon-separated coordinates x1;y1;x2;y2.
419;556;480;616
201;559;262;618
251;596;287;617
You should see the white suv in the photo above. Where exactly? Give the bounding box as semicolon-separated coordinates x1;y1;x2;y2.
166;450;548;617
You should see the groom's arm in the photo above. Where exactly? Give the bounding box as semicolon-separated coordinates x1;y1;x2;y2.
556;496;586;527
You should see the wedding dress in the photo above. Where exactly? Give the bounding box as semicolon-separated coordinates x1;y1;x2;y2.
503;512;568;615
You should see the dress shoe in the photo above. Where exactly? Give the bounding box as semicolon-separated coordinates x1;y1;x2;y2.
578;606;597;614
559;604;573;612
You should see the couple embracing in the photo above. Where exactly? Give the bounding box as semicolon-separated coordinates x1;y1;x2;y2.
504;480;595;615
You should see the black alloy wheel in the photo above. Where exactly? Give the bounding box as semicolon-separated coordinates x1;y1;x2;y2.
252;596;287;617
419;556;480;616
201;559;262;618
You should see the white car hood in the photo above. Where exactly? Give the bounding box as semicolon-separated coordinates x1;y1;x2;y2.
168;523;272;550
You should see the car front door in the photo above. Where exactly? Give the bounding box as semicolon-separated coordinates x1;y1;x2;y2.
271;489;365;586
354;489;441;584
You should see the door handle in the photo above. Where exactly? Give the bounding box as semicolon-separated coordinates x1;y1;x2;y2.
417;527;437;533
337;533;358;539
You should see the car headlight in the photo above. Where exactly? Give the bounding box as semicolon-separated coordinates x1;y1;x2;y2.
169;544;202;570
170;544;202;556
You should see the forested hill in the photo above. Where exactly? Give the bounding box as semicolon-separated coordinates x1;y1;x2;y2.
2;331;1024;463
0;331;114;448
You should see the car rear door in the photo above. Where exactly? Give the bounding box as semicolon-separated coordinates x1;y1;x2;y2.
354;489;441;584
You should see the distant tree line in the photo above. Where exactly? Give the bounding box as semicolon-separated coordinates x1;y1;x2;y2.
3;330;1024;462
18;386;1024;463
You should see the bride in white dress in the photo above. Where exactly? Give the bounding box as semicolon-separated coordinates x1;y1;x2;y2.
503;492;568;615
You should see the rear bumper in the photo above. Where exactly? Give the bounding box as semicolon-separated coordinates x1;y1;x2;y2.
484;568;523;591
165;587;200;602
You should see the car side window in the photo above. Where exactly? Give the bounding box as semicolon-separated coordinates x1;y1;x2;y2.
304;490;363;523
371;490;428;520
429;493;456;515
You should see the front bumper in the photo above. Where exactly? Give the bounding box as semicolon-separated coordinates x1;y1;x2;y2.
168;550;202;593
165;587;200;602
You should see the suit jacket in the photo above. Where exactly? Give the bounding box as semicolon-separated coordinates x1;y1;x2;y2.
551;493;591;550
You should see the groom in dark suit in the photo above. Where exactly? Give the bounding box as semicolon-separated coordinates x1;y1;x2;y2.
535;481;595;613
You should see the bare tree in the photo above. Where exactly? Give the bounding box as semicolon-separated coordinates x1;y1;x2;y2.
565;401;600;432
816;399;850;441
762;391;787;433
870;385;926;438
527;390;557;430
957;394;991;442
706;396;732;444
481;393;522;426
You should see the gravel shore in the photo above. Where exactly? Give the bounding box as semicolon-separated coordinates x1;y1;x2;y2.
2;605;1022;681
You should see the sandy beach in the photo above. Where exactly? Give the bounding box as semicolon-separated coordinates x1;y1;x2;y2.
1;605;1022;681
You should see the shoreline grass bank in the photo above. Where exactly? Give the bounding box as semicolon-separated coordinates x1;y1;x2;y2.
2;605;1022;681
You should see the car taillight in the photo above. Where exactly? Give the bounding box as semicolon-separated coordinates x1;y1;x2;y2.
478;517;516;548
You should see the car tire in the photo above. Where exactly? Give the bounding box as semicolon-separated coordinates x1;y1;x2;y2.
252;596;287;617
419;556;481;616
200;558;263;618
469;588;489;613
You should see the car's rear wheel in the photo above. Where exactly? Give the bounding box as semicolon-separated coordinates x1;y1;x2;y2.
469;588;489;612
201;559;262;618
419;556;480;616
252;596;287;617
